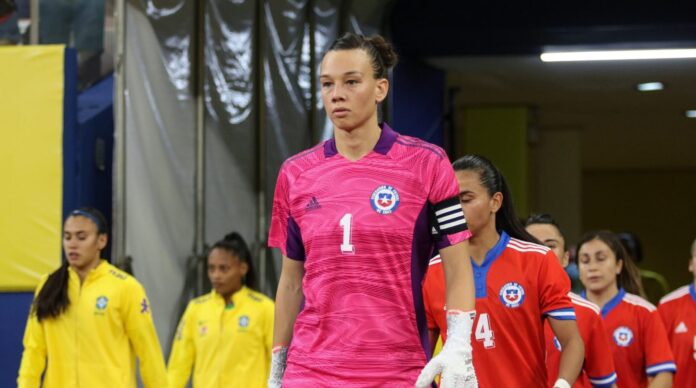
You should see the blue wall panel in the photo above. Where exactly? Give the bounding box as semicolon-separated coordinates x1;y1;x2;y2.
391;57;445;147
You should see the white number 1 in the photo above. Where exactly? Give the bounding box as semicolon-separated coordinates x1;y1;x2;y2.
340;213;355;254
475;313;495;348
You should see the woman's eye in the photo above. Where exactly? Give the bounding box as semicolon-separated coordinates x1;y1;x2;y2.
321;82;333;88
346;79;358;85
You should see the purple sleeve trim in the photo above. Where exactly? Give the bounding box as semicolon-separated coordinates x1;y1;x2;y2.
286;216;305;261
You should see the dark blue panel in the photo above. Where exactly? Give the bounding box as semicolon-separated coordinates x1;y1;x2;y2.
62;48;79;224
391;57;445;147
75;75;114;259
0;293;34;386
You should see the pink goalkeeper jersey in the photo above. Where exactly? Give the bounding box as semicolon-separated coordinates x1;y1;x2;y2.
268;123;471;386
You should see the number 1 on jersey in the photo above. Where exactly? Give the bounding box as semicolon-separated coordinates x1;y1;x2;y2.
340;213;355;254
475;313;495;348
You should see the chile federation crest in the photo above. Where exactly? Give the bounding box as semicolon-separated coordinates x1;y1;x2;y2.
370;185;400;215
499;282;525;308
613;326;634;347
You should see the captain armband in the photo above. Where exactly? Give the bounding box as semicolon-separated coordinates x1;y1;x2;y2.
430;196;468;238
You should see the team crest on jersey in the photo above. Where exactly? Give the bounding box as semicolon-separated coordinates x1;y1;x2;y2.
239;315;250;328
613;326;634;347
370;185;400;214
95;296;108;310
499;282;525;308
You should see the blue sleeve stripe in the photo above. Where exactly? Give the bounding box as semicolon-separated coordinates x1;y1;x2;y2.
589;372;617;387
645;362;676;376
545;308;576;320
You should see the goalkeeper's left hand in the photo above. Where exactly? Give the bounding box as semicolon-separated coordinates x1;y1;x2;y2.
415;310;477;388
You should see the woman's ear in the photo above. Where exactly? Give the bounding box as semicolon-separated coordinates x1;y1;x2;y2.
375;78;389;104
490;192;503;213
98;234;108;251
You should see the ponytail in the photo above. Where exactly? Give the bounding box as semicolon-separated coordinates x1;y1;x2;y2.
32;263;70;322
452;154;540;244
210;232;257;290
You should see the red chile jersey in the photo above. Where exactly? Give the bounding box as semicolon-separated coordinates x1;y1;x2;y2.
545;293;617;388
422;232;575;387
268;123;471;386
581;289;676;388
658;283;696;388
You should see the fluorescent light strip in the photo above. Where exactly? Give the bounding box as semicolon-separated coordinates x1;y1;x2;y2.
540;49;696;62
686;110;696;118
637;82;664;91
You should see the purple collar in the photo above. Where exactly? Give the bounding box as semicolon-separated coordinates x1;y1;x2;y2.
323;122;398;158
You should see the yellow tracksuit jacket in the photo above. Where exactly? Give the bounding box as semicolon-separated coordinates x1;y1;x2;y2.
17;260;167;388
167;286;274;388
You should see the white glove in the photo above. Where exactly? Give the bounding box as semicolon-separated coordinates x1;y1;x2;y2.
416;310;477;388
553;378;571;388
268;345;288;388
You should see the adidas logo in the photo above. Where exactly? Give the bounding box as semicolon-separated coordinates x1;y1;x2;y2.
305;196;321;211
675;321;688;334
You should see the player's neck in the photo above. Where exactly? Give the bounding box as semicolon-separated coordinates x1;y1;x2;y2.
334;122;381;161
469;227;500;265
585;284;620;309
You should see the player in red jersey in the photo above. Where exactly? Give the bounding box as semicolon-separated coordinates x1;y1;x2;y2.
267;33;478;387
657;237;696;387
526;214;617;388
423;155;584;388
578;230;675;388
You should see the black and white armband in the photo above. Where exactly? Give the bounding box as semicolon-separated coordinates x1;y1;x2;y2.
430;196;468;238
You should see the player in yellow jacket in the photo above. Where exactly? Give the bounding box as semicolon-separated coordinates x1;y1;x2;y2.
16;207;167;388
168;232;274;388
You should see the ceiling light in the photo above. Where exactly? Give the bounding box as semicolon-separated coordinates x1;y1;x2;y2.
686;110;696;118
636;82;664;92
540;48;696;62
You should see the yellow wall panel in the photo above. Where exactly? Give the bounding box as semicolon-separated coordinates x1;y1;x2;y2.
0;46;65;291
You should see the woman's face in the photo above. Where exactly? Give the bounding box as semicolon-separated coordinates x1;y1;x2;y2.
63;216;107;271
456;169;501;235
578;237;622;293
319;49;388;132
526;223;569;267
207;248;248;298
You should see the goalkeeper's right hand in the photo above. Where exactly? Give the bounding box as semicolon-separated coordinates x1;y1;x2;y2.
268;345;288;388
415;310;478;388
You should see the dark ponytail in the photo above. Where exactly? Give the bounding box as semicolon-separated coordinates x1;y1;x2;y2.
32;207;108;322
577;230;645;297
452;155;540;244
210;232;257;290
327;32;398;79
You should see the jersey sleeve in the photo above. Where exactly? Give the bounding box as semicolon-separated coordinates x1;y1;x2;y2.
642;309;677;377
268;165;305;260
122;280;168;388
656;303;674;343
17;277;48;388
422;270;438;331
167;303;196;388
538;252;575;320
427;152;472;250
584;311;617;388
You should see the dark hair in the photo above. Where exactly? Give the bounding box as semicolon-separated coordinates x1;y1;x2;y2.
32;207;108;322
452;155;540;244
526;213;567;243
209;232;257;290
327;32;398;79
617;232;643;263
577;230;645;297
